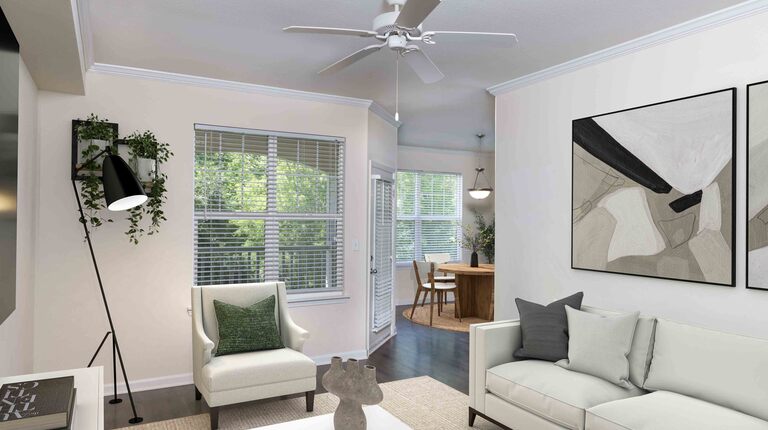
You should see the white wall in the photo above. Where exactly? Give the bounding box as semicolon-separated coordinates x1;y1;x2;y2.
395;145;494;306
367;112;398;170
0;60;37;377
495;11;768;338
32;70;376;386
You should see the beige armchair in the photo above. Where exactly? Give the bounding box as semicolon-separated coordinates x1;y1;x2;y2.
192;282;316;429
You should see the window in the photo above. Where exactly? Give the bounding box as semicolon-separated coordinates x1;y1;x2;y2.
396;170;462;263
194;125;344;293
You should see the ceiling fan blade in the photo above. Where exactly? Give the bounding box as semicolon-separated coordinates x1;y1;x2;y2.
425;31;518;45
395;0;441;29
283;26;378;37
318;43;387;75
403;47;444;84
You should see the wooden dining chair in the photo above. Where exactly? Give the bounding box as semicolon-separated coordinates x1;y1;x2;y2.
424;253;455;283
411;261;462;326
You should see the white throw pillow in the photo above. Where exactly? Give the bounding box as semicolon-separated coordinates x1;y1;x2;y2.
556;306;640;388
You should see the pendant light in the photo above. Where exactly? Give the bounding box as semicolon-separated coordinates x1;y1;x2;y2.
468;133;493;200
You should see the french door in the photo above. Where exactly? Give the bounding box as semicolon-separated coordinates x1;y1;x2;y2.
368;165;395;353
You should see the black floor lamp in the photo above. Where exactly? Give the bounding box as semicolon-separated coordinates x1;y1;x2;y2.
73;149;146;424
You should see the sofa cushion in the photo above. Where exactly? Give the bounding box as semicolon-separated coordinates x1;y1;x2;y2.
644;319;768;422
557;306;639;388
201;348;315;392
486;360;643;430
583;307;656;387
586;391;768;430
514;292;584;362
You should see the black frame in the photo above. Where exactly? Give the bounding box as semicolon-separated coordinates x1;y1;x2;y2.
71;119;119;181
571;87;737;287
746;80;768;291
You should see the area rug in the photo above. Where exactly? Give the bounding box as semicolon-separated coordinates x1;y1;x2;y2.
402;303;488;333
117;376;501;429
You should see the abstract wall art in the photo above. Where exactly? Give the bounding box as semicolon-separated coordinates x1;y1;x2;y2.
572;88;736;286
748;81;768;290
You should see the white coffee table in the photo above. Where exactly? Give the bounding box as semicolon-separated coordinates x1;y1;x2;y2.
0;367;104;430
254;405;411;429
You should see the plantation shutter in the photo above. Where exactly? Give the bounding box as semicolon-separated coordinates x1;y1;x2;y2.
194;125;344;292
372;178;394;332
396;171;462;262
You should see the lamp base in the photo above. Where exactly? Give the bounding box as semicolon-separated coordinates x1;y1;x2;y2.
129;417;144;424
108;398;123;405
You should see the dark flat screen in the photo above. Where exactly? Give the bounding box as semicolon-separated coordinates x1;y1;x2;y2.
0;6;19;325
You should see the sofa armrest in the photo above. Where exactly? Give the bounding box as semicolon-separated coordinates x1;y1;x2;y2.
283;317;310;352
469;319;521;413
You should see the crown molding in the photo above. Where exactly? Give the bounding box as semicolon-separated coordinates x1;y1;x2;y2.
90;63;376;108
369;101;401;128
74;0;94;72
488;0;768;96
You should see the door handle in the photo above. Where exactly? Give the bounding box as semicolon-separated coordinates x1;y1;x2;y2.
370;268;378;274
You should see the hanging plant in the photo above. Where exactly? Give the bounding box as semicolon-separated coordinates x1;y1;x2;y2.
76;114;116;229
122;130;173;243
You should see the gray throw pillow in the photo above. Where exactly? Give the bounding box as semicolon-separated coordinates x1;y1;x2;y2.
556;306;639;388
514;292;584;362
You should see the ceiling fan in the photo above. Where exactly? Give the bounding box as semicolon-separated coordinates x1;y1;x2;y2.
283;0;518;84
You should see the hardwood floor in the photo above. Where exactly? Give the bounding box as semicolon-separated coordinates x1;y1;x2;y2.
104;305;469;429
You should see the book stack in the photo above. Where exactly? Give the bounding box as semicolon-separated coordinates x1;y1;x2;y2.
0;377;76;430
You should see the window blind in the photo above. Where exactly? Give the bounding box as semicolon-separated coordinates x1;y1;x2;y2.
396;170;462;263
373;178;394;332
194;125;344;292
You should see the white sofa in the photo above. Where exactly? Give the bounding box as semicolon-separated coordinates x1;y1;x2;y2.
192;282;316;430
469;306;768;430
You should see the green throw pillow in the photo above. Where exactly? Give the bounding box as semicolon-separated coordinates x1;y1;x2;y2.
213;295;284;356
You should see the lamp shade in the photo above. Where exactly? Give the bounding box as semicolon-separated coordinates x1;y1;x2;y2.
101;154;148;211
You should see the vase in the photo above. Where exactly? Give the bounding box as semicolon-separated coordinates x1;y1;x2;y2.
134;157;156;183
470;251;479;267
322;358;383;430
77;139;110;172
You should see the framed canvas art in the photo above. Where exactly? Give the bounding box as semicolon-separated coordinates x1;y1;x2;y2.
748;80;768;290
572;88;736;286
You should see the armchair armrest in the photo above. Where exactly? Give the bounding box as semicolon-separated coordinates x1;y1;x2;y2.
191;287;215;391
283;317;310;352
193;316;215;367
469;319;521;413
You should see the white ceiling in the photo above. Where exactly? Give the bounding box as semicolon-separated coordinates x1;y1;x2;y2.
85;0;744;151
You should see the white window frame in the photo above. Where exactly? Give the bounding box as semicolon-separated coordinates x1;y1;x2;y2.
395;169;462;265
193;124;346;300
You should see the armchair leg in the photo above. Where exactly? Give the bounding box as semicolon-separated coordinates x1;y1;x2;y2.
306;391;315;412
210;407;219;430
194;386;201;401
468;407;477;427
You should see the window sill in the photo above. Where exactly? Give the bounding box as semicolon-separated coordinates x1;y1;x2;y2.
287;291;350;308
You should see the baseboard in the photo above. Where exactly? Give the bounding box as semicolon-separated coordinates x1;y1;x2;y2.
105;349;370;394
105;372;193;395
310;349;368;366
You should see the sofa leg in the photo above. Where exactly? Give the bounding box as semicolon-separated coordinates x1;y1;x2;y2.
468;407;477;427
306;391;315;412
195;386;202;401
210;407;219;429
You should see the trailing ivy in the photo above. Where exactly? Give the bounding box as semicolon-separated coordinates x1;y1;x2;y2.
77;114;115;229
122;130;173;243
74;115;173;244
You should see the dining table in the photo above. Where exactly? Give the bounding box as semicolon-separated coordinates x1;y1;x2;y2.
437;263;495;321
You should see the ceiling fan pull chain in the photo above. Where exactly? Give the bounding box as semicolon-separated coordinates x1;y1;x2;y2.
395;54;400;122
